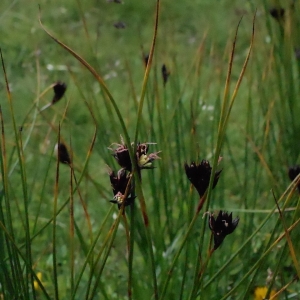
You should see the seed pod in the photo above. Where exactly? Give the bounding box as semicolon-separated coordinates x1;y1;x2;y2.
52;81;67;104
55;142;71;165
161;64;170;86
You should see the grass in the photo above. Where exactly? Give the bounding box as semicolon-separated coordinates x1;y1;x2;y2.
0;0;300;299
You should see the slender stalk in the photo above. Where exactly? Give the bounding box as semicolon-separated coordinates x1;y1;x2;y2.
38;8;132;155
220;218;300;300
0;106;23;297
87;207;125;299
159;195;206;300
71;206;114;299
204;176;298;293
128;187;136;300
0;221;52;300
69;164;75;296
133;0;160;144
134;180;159;299
273;192;300;278
52;125;61;300
1;49;33;299
132;3;160;296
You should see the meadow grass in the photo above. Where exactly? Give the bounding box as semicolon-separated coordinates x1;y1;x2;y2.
0;0;300;299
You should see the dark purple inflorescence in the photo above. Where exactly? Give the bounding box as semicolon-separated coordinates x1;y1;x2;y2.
208;211;239;250
184;160;222;197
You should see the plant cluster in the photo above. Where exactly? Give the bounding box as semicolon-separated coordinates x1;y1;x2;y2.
108;137;160;208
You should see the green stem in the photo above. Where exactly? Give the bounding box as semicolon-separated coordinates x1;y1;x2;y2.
159;195;206;300
1;49;33;299
71;206;114;299
128;189;136;299
87;207;124;299
52;126;61;300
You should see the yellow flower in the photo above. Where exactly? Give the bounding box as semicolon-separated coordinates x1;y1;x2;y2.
33;272;43;291
254;286;277;300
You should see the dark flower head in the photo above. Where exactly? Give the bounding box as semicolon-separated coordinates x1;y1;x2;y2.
143;54;149;68
138;152;161;169
208;210;239;250
136;142;161;169
109;138;160;172
55;142;71;165
108;168;134;209
109;191;135;209
295;48;300;60
114;21;126;29
161;64;170;86
269;7;285;22
52;81;67;104
107;0;122;3
108;168;131;195
111;143;132;171
288;165;300;192
136;143;148;157
184;160;222;197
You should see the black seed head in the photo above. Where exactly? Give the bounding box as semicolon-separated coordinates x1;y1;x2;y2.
109;138;160;173
269;7;285;21
208;211;239;250
161;64;170;86
184;160;222;197
114;21;126;29
288;165;300;192
56;143;71;165
108;168;131;196
52;81;67;104
144;54;149;68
